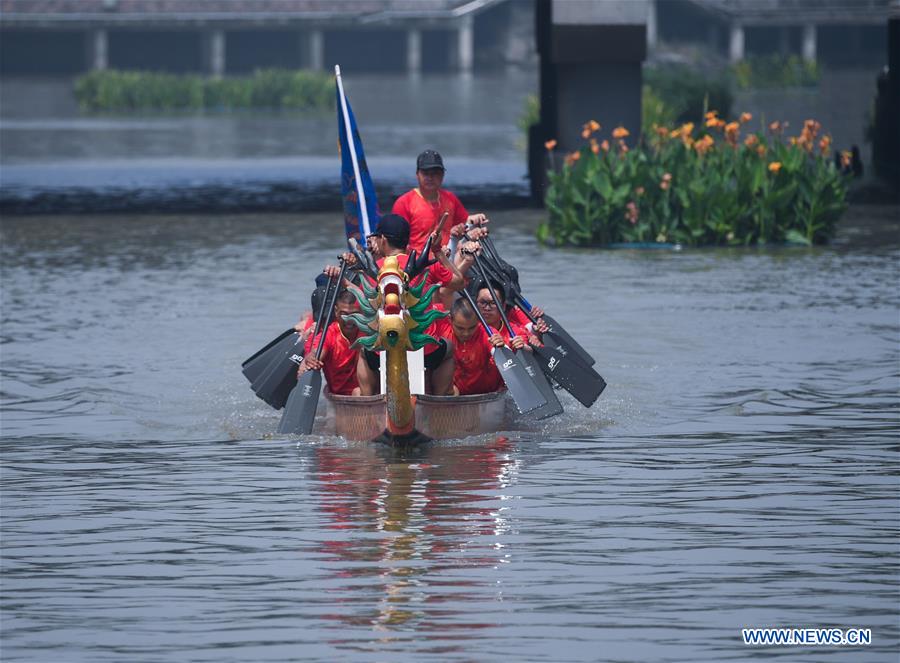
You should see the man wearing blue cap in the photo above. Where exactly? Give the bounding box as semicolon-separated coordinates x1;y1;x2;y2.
392;149;488;254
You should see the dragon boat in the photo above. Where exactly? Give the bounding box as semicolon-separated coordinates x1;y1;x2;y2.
322;390;507;442
333;253;508;446
246;66;605;445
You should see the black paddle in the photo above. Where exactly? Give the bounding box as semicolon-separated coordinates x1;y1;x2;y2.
515;304;606;407
250;276;335;409
241;328;298;384
477;238;597;369
278;260;348;435
459;288;547;415
249;334;306;409
474;254;606;406
480;234;596;368
471;254;563;420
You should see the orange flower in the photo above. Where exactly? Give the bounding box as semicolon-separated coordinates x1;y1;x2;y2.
660;172;672;191
544;139;557;151
600;139;610;152
744;134;759;148
769;121;782;133
617;139;629;155
625;201;639;225
768;162;782;173
840;150;852;169
705;116;719;128
740;112;752;124
705;110;718;121
612;126;630;139
819;135;832;155
590;138;600;154
694;134;715;155
581;119;601;139
756;144;767;157
564;150;581;166
724;121;740;146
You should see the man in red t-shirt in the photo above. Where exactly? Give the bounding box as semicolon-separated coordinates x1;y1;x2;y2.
472;282;529;348
354;214;463;396
437;298;525;396
392;150;488;253
298;290;361;396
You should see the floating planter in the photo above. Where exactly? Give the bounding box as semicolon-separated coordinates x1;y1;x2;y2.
540;114;849;248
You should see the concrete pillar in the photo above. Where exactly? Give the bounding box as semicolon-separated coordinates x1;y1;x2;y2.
729;23;744;62
646;0;657;50
308;29;323;71
457;15;473;72
802;24;817;62
91;29;107;70
207;29;225;78
407;28;421;73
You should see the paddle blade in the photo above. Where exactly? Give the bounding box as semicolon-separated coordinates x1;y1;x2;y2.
532;343;606;408
492;346;547;414
519;350;564;419
242;329;298;384
540;314;596;367
277;370;322;435
251;340;305;410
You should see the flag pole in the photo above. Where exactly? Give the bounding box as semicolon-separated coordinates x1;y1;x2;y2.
335;65;371;238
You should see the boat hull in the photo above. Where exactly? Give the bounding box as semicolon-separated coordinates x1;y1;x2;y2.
324;390;508;441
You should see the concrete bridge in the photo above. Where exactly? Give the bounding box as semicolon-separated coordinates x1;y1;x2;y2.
656;0;891;65
0;0;891;76
0;0;534;75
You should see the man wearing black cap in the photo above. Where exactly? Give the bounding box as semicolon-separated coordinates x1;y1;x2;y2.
354;213;463;396
392;149;488;254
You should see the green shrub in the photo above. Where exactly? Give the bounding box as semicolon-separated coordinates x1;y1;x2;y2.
732;55;820;89
73;69;334;112
644;65;733;125
641;84;677;134
539;114;848;247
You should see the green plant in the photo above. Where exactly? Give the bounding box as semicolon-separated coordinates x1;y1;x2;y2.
644;65;733;124
641;84;677;134
540;115;847;247
518;94;540;135
732;55;820;89
73;69;334;112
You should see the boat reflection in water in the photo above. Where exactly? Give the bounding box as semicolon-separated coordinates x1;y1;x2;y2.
306;436;519;644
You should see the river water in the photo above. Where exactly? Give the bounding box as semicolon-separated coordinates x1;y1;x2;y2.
1;205;898;661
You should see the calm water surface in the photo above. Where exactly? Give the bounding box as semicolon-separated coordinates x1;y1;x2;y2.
1;209;898;662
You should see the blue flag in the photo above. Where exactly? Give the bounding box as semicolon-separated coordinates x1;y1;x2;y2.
336;66;380;241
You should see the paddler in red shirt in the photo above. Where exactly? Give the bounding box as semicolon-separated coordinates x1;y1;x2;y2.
437;297;522;396
472;280;530;350
297;289;362;396
392;149;489;254
355;213;465;396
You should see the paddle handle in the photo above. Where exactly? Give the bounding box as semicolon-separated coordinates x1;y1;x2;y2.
311;273;336;341
314;259;347;362
416;212;448;266
348;237;377;278
471;253;517;345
